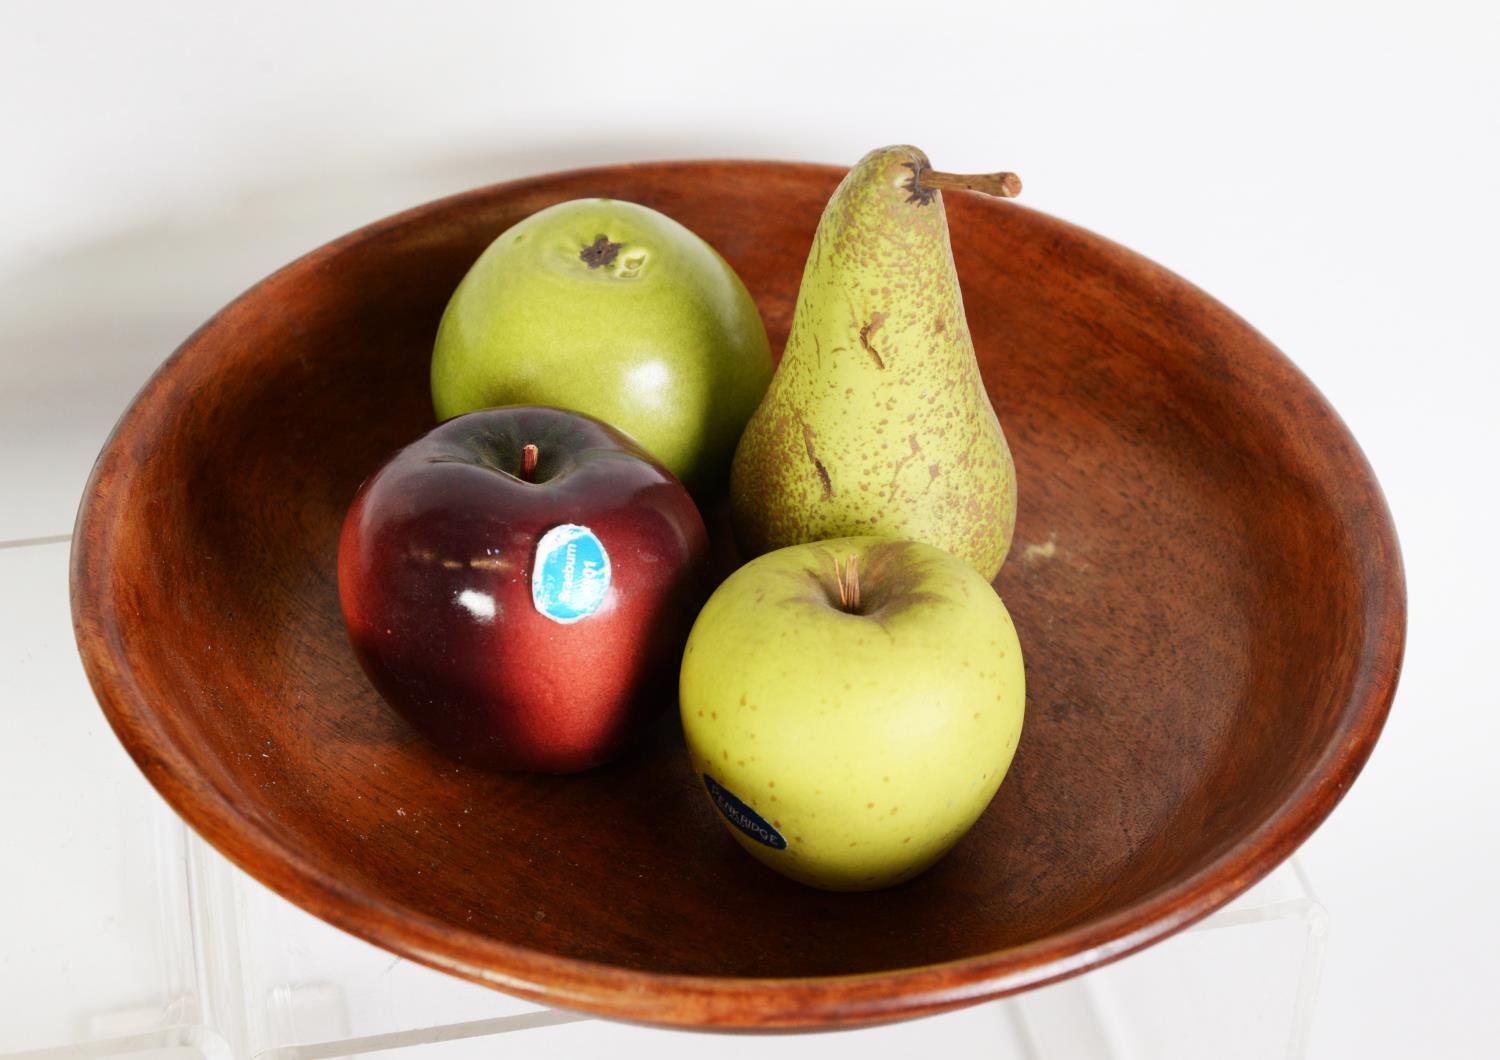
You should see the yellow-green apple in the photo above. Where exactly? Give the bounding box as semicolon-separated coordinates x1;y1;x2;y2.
430;198;772;497
679;537;1025;890
338;405;710;773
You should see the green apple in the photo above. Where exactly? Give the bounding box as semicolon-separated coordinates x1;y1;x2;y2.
430;198;772;496
679;536;1025;891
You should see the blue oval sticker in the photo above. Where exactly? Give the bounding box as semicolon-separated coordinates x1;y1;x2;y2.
532;524;611;624
703;774;787;850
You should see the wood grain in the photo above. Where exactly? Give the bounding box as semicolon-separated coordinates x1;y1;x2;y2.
69;160;1406;1029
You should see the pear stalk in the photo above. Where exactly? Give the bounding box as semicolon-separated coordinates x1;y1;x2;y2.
918;170;1023;199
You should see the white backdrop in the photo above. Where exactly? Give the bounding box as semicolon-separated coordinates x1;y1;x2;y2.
3;2;1496;1057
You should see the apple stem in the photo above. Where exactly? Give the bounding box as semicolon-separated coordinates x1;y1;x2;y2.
836;553;862;614
521;444;539;482
920;169;1023;199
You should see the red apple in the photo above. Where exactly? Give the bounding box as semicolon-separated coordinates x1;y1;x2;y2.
338;405;710;773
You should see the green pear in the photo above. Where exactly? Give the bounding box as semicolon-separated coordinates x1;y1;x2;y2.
729;146;1021;580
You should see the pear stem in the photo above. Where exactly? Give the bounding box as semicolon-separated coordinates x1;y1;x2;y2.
920;169;1023;199
520;444;539;482
835;553;862;613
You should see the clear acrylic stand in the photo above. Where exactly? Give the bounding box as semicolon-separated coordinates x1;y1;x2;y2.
2;794;1327;1060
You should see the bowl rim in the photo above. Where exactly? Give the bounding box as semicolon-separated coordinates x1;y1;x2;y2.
69;158;1407;1029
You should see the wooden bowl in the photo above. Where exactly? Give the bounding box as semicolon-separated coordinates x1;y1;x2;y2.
71;161;1405;1029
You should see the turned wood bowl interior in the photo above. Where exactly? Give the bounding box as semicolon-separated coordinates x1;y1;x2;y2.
71;160;1405;1029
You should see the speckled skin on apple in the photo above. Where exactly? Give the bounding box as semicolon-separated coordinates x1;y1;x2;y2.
729;146;1018;580
430;199;772;499
679;538;1025;891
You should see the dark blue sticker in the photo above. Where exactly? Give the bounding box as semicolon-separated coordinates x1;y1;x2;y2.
703;773;787;850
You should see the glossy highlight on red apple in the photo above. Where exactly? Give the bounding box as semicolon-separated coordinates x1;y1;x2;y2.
338;405;710;773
